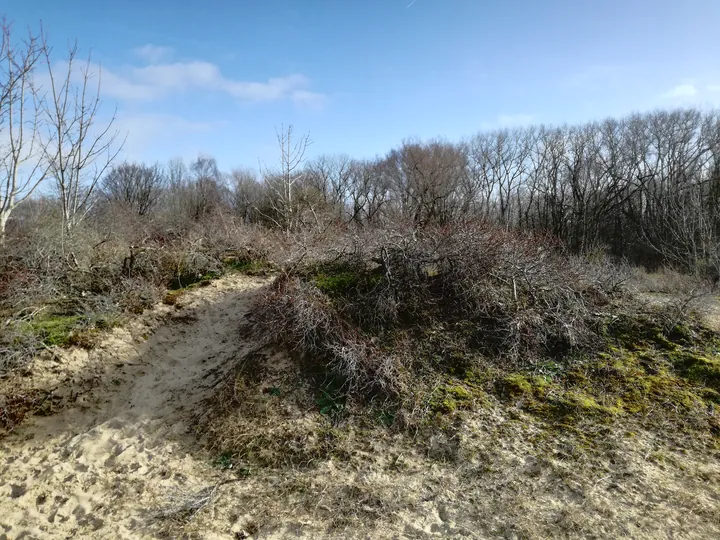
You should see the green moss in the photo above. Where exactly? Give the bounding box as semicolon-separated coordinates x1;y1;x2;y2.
226;259;274;276
314;272;361;296
604;315;681;351
554;391;623;416
700;388;720;403
435;397;458;413
492;340;719;425
502;374;533;395
22;315;84;347
303;262;383;300
500;374;549;397
463;369;490;386
679;355;720;387
447;385;472;400
19;312;122;350
430;383;478;414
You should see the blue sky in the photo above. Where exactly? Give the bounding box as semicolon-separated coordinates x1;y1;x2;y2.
5;0;720;170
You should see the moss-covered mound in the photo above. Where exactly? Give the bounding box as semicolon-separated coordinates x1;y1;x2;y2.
251;226;720;436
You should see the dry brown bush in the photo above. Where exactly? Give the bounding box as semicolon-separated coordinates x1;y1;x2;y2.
0;207;282;375
251;222;641;409
253;275;404;399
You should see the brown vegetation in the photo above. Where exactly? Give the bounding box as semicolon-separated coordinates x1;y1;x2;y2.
2;17;720;538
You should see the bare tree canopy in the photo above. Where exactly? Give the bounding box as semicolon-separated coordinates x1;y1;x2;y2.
101;162;165;216
260;124;312;232
40;38;123;232
0;19;46;241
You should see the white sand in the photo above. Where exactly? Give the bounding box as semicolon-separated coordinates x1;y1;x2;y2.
0;274;268;539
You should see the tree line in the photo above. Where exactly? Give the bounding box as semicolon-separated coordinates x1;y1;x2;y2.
0;19;120;240
3;20;719;275
71;109;718;276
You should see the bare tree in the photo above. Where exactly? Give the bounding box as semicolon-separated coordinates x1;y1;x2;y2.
189;155;226;220
348;158;391;226
40;40;122;233
101;162;165;216
230;168;262;223
261;124;311;232
303;154;353;221
384;139;468;226
0;19;46;242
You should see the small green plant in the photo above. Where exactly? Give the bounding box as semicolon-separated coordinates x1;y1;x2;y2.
314;272;360;296
21;315;85;347
378;410;396;427
213;452;234;470
226;258;273;275
316;379;346;416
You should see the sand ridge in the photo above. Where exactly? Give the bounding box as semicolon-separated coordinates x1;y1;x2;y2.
0;274;269;539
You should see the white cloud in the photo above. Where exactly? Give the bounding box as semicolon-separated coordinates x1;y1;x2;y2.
37;56;324;107
290;89;327;109
114;113;223;161
707;84;720;93
100;66;159;100
563;65;622;89
662;83;698;99
481;114;535;130
221;73;310;101
133;44;173;64
93;60;323;105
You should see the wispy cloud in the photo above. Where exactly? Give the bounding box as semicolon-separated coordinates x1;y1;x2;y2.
114;113;223;161
481;114;535;130
290;89;327;109
133;44;173;64
563;65;622;89
656;80;720;108
45;54;325;107
662;83;698;99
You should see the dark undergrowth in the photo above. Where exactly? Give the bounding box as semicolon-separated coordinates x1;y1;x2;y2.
0;217;280;435
247;223;720;441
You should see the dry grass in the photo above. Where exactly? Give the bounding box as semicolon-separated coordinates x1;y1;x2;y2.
191;342;720;539
248;224;720;433
187;223;720;537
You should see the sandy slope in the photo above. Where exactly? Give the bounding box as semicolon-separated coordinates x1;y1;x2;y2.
1;275;719;540
0;274;269;539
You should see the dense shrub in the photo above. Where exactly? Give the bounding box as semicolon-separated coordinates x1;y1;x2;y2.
249;223;720;435
252;223;634;403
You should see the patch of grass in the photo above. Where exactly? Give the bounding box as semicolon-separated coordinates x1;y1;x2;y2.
378;409;396;427
167;271;220;291
500;374;550;398
18;310;123;350
314;271;361;297
552;391;623;416
212;452;234;470
163;289;185;305
430;383;477;413
603;314;689;351
301;261;382;300
672;351;720;389
225;258;274;276
21;315;84;347
316;379;346;417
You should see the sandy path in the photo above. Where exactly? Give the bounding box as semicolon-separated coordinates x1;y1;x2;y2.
0;274;268;539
